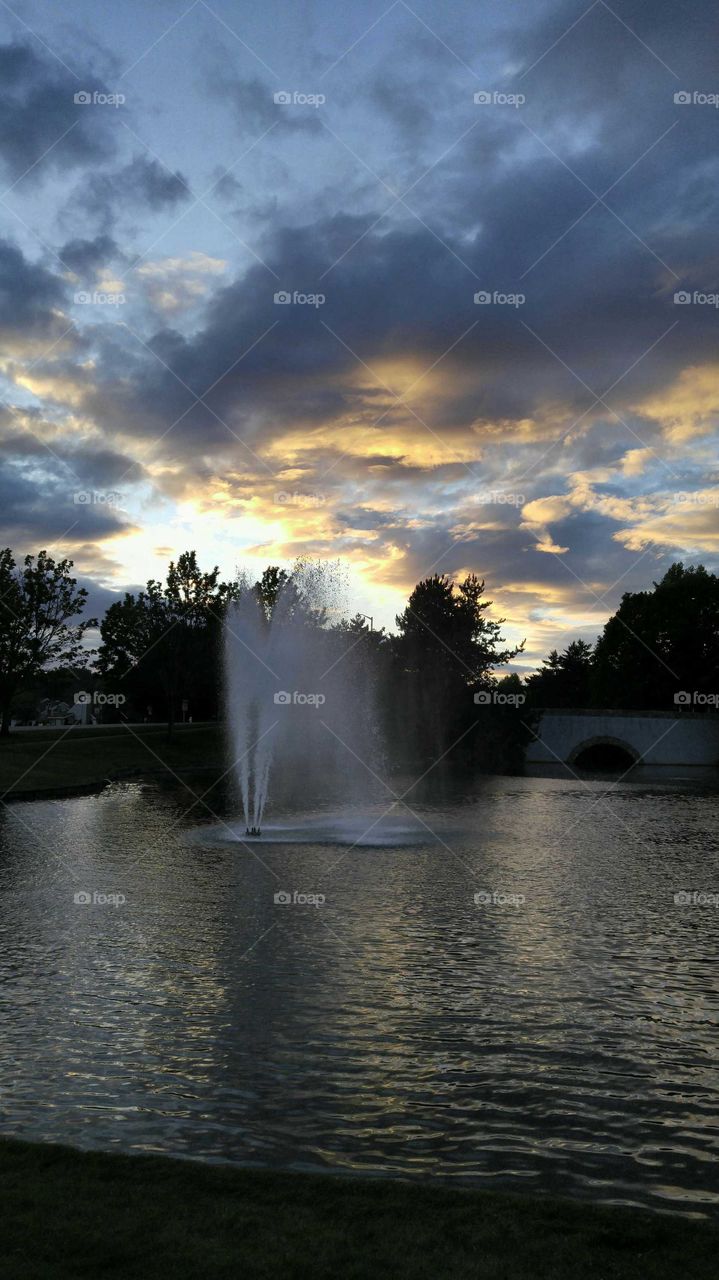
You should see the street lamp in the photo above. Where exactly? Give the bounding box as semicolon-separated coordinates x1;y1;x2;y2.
358;613;373;630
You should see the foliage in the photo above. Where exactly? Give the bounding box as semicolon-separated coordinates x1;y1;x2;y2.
98;551;231;732
592;563;719;710
525;639;594;708
393;573;523;766
0;549;95;736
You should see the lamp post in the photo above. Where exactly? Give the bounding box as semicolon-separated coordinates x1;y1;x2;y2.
358;613;373;630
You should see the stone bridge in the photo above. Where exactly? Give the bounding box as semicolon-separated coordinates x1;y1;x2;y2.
525;709;719;769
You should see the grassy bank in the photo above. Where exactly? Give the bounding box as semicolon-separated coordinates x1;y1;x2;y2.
0;723;225;798
0;1137;717;1279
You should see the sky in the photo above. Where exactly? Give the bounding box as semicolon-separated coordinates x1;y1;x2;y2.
0;0;717;671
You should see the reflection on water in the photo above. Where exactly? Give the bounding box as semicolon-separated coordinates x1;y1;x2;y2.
1;773;718;1217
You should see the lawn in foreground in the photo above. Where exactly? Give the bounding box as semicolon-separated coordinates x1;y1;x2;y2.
1;1137;717;1279
0;723;224;796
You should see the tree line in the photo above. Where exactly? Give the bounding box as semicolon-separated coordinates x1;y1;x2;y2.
0;549;717;769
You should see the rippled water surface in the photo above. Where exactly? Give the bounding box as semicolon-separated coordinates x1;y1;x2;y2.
1;773;718;1216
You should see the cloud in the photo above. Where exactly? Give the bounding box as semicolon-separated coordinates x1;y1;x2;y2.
0;41;119;184
209;74;322;136
0;0;717;663
135;252;226;315
0;239;76;355
70;154;190;233
60;234;121;278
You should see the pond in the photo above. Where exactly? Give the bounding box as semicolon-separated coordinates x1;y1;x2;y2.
1;772;718;1217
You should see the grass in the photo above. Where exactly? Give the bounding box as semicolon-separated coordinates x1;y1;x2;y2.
0;1136;717;1279
0;723;225;798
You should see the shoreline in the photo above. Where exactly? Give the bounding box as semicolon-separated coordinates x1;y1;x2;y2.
1;1135;718;1278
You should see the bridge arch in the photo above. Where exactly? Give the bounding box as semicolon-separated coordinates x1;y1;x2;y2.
568;735;640;770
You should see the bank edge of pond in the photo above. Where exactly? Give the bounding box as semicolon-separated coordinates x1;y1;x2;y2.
1;766;225;805
1;1136;717;1280
0;723;226;802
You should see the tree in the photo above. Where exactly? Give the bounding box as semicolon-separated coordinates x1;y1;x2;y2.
253;566;289;619
393;574;522;763
0;549;95;736
396;573;519;684
98;551;231;734
592;563;719;710
525;639;594;708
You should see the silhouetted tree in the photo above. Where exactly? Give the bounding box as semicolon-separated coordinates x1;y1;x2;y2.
98;551;231;734
525;639;594;708
253;566;290;620
393;574;522;764
592;563;719;710
0;549;95;736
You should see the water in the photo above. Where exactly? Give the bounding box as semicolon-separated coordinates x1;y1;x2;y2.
1;772;718;1218
224;562;379;832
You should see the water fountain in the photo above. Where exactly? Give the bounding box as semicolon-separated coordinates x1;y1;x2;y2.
224;561;386;842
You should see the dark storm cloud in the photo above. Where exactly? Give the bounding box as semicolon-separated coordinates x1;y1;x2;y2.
0;406;145;493
0;463;132;546
75;576;141;622
2;0;717;629
68;170;711;464
0;42;118;184
77;155;190;233
60;234;121;278
21;0;719;465
0;239;71;343
336;508;400;531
